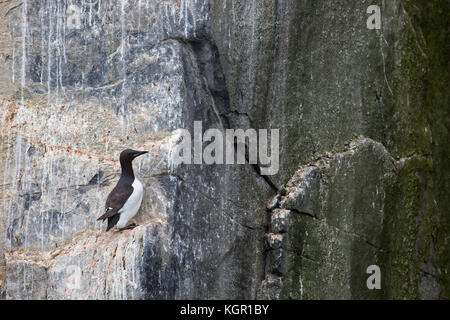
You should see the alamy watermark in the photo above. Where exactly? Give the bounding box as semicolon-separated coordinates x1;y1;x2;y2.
366;5;381;30
66;265;81;290
171;121;279;175
366;265;381;290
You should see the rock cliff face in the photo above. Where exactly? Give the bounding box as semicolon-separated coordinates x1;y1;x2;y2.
0;0;448;299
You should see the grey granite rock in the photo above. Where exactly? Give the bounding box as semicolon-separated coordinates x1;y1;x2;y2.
259;138;394;299
1;0;448;299
0;0;271;300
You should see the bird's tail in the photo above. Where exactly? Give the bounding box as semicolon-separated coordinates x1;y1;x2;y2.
97;209;118;221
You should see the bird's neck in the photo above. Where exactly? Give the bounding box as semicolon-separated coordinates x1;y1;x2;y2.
120;160;135;182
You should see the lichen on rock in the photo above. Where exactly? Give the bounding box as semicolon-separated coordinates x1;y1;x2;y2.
0;0;448;299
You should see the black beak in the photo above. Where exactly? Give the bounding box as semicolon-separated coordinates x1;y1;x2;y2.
134;150;148;158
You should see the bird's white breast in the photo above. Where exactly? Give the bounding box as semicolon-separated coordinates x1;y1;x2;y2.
116;178;144;229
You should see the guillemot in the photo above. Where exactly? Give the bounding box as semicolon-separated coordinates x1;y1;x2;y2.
97;149;148;231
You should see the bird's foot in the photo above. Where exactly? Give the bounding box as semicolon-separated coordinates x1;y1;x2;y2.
119;223;137;231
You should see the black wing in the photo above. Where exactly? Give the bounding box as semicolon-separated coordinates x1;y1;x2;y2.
106;215;120;232
97;183;134;225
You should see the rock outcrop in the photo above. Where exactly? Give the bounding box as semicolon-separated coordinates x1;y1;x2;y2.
259;138;395;299
1;0;448;299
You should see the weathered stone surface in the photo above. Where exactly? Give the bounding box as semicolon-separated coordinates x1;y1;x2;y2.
212;0;449;299
259;138;393;299
211;0;397;187
1;0;448;300
0;0;271;300
279;166;321;217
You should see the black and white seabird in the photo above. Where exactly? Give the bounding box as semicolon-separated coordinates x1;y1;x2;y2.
97;149;148;231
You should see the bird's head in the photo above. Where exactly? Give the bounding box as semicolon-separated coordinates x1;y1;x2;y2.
119;149;148;163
